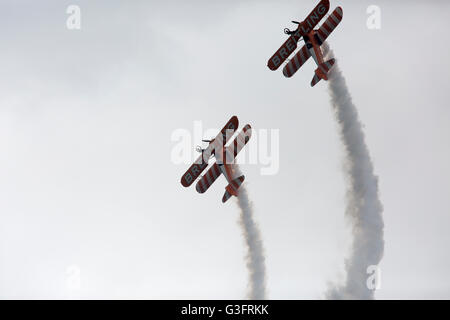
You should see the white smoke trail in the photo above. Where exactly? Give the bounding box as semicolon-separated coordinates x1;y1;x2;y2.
322;43;384;299
233;166;267;299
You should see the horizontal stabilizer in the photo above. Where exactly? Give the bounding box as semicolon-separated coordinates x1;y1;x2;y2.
223;175;245;203
318;58;335;75
222;191;232;203
311;74;321;87
230;175;245;191
311;58;335;86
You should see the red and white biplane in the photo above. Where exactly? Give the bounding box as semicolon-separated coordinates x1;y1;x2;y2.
267;0;343;87
180;116;252;203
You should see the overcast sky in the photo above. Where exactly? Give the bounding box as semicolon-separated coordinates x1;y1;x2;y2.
0;0;449;299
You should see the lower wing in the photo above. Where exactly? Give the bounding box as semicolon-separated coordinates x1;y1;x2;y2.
196;163;222;194
283;45;311;78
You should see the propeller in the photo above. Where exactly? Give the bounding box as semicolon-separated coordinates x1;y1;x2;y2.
291;20;300;24
202;139;213;143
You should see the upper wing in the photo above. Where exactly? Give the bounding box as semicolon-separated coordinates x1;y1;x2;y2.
267;0;330;71
267;33;301;71
230;124;252;159
195;163;222;194
180;159;209;189
180;116;239;187
298;0;330;34
282;44;311;78
217;124;252;165
316;6;343;44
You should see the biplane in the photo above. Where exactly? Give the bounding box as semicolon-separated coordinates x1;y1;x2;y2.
267;0;343;87
180;116;252;203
